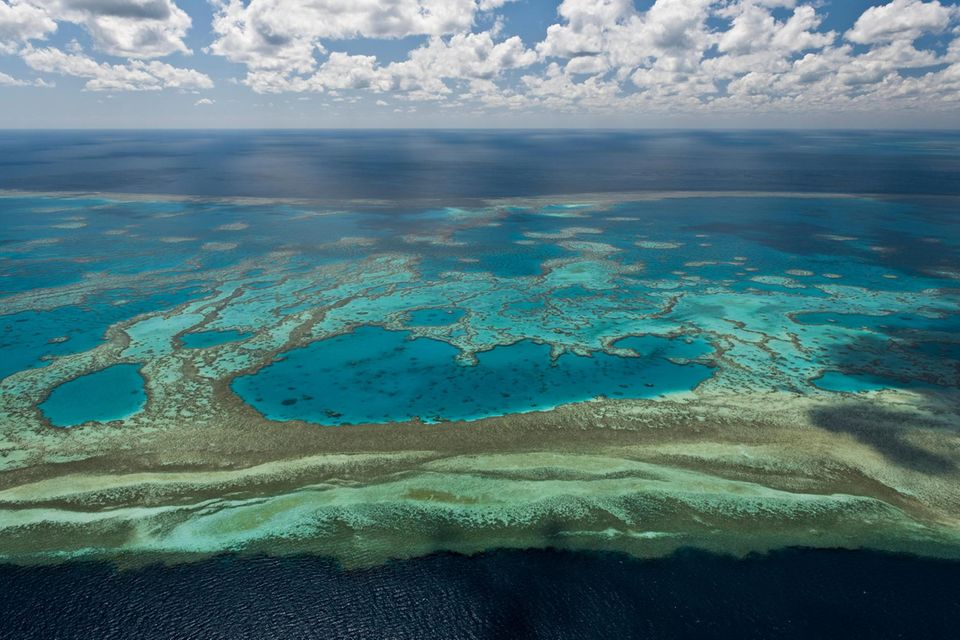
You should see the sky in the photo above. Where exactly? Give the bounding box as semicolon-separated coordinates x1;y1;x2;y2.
0;0;959;128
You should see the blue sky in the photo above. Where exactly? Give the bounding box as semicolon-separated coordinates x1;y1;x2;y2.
0;0;958;128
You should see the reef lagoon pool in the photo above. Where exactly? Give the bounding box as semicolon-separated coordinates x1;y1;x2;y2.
39;363;146;428
232;326;714;425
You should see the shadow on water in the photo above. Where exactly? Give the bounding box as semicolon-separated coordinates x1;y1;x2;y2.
808;403;956;474
422;512;584;637
688;216;960;279
808;334;959;475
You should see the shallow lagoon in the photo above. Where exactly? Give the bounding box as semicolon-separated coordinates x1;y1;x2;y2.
406;308;466;326
181;329;252;349
39;364;146;428
233;326;714;425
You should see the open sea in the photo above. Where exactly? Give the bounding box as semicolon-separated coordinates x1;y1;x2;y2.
1;129;959;200
2;130;960;638
2;548;959;640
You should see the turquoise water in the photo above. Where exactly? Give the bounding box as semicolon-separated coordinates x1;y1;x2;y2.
613;335;714;361
0;287;201;380
39;364;147;428
2;188;959;429
181;329;252;348
232;326;713;425
406;308;465;326
813;371;899;393
810;370;942;394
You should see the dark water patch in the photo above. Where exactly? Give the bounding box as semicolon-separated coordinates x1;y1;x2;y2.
912;341;960;360
613;334;713;360
686;201;960;280
2;131;960;200
812;370;926;394
824;333;960;391
1;547;959;639
809;331;959;475
808;400;956;474
794;311;960;336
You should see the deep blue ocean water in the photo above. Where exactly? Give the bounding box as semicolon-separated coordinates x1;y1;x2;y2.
0;548;958;640
1;130;958;201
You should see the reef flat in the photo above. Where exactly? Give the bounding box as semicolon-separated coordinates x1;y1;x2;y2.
0;191;958;566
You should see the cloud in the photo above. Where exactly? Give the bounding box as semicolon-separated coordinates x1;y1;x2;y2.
240;29;536;97
375;31;536;97
45;0;192;56
194;97;214;105
6;0;211;94
66;0;173;21
0;69;51;86
195;0;960;115
716;2;834;56
523;0;960;114
4;0;192;58
208;0;514;72
536;0;720;82
0;1;57;53
4;0;960;117
846;0;956;44
522;62;621;111
22;46;213;90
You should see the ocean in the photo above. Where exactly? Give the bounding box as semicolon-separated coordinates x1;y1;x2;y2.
1;130;959;638
1;130;959;200
2;548;959;639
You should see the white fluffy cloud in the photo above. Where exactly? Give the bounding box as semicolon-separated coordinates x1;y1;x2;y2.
2;0;960;113
209;0;513;72
522;0;960;114
847;0;956;44
527;0;836;107
0;1;57;53
241;29;536;97
22;46;213;90
47;0;192;57
4;0;192;57
0;0;208;91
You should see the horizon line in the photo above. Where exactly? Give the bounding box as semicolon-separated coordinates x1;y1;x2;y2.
2;126;960;132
